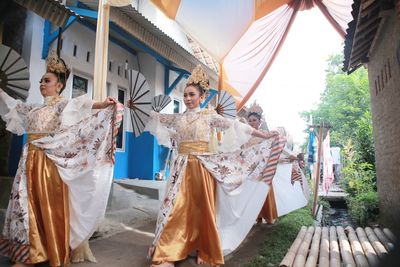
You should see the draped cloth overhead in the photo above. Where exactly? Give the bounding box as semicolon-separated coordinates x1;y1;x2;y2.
149;0;353;108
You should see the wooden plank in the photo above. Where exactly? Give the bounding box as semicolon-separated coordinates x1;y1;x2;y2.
318;227;329;267
373;228;395;252
305;227;321;267
365;227;388;258
329;226;341;267
356;227;380;267
293;226;315;267
383;228;397;244
346;226;369;267
337;226;357;267
280;226;308;267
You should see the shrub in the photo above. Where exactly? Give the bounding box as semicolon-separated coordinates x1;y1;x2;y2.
347;191;379;226
340;140;378;226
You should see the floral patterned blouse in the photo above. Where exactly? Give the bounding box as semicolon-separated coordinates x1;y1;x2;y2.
146;107;253;153
0;90;93;135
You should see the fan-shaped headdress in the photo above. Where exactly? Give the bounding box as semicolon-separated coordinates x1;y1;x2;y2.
247;101;263;118
46;50;71;92
186;65;210;92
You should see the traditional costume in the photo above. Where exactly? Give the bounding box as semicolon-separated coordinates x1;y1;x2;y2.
0;53;123;266
244;103;310;224
146;66;288;266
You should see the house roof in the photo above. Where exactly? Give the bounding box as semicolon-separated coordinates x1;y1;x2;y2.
13;0;81;27
343;0;382;73
77;0;218;87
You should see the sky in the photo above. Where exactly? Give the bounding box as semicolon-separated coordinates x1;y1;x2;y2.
248;8;344;151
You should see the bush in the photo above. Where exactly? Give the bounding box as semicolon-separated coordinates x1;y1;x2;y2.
347;191;379;226
340;140;378;226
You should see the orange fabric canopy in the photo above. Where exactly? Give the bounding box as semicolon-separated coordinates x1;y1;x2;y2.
150;0;353;109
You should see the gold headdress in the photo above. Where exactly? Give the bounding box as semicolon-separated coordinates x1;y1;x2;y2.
187;65;210;91
46;50;71;80
247;101;263;117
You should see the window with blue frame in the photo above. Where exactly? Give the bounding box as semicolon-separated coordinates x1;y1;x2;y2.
116;88;126;150
173;99;180;114
72;75;88;98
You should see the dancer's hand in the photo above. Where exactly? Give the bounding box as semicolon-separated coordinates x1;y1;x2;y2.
102;96;117;107
127;99;134;109
92;96;117;109
264;130;279;139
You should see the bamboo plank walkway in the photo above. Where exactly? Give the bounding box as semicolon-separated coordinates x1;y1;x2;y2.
280;226;397;267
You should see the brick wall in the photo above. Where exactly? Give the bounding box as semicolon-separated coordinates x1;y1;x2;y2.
367;10;400;236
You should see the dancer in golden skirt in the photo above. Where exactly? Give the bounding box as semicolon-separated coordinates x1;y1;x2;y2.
141;66;284;267
0;52;122;267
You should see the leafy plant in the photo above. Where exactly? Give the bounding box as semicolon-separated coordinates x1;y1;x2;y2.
340;140;378;225
248;206;314;267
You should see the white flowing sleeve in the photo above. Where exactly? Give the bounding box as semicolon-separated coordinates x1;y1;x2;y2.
59;94;94;128
0;89;34;135
144;111;177;148
210;113;253;153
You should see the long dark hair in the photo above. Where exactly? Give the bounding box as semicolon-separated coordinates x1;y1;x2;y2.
248;112;261;120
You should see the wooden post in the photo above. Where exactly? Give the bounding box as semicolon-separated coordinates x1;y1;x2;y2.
356;227;380;267
93;0;110;102
312;122;324;217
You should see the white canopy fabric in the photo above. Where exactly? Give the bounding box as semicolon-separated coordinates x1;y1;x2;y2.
149;0;353;108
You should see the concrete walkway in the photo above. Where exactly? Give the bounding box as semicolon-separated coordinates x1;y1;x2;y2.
0;182;273;267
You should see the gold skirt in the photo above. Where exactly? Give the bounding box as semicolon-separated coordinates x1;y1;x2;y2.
258;186;278;224
152;155;224;265
26;134;70;266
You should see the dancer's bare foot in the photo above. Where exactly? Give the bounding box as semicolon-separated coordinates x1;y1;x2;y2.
197;255;205;264
72;240;97;263
11;263;33;267
150;262;174;267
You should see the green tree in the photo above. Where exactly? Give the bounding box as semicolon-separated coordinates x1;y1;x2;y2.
301;54;374;167
301;54;378;226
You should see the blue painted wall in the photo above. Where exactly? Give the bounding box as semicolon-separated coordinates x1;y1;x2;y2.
113;131;169;180
8;134;25;177
8;131;168;181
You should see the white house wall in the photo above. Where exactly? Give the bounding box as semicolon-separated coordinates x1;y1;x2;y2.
21;11;187;135
132;0;194;54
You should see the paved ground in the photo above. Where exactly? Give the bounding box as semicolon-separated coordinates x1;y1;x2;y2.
0;182;274;267
0;222;273;267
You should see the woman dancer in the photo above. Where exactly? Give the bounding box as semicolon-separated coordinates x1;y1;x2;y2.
140;66;285;267
0;52;123;267
244;102;278;224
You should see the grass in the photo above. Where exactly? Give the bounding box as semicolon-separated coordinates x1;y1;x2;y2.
247;205;314;267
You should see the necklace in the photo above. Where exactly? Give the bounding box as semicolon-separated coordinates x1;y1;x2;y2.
44;95;63;106
184;112;199;125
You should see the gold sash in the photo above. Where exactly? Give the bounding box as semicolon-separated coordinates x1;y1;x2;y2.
28;133;48;151
178;141;210;154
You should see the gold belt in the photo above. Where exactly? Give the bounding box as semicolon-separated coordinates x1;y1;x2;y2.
178;141;210;154
28;133;49;151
